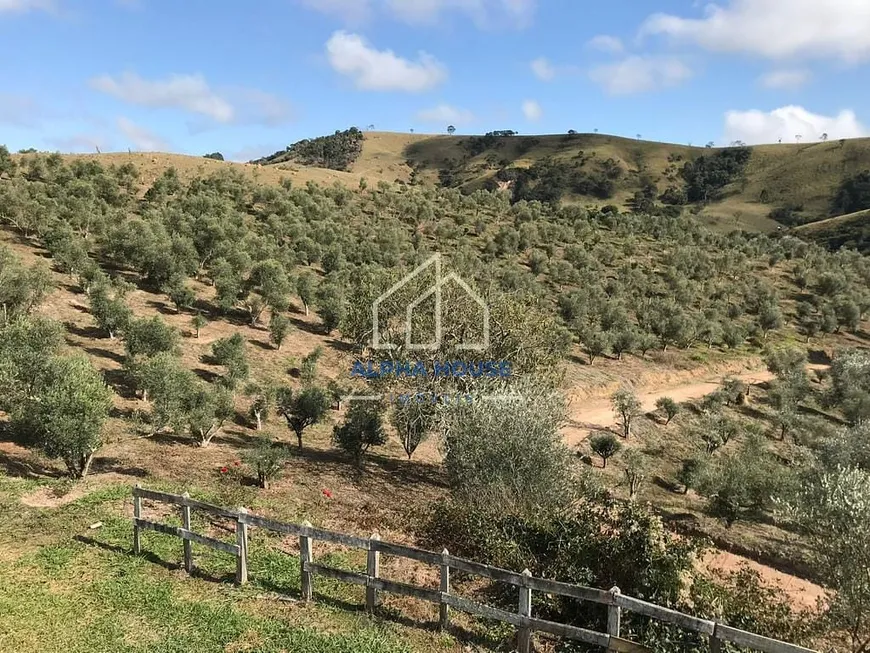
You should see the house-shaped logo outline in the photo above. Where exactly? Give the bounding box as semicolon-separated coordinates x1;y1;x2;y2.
371;253;490;352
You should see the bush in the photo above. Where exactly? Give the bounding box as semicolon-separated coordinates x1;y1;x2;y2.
589;432;622;468
243;434;288;489
333;401;387;465
442;383;574;518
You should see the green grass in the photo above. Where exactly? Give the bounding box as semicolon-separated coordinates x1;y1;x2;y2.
0;476;454;653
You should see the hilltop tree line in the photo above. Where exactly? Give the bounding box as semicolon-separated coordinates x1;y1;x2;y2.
252;127;365;170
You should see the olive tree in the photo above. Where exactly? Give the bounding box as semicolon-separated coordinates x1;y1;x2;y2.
21;354;112;478
612;387;642;438
391;398;437;460
589;432;622;468
243;433;288;489
210;332;249;388
441;383;573;518
333;400;387;466
655;396;679;424
276;385;331;449
784;467;870;652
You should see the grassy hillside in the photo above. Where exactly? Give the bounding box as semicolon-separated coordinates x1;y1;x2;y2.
250;131;870;234
794;208;870;252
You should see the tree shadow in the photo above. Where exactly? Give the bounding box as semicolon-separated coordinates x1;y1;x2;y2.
65;321;105;340
248;339;274;351
0;450;63;479
193;368;222;384
103;369;137;399
807;349;832;366
289;316;323;336
90;457;149;477
84;347;125;364
145;299;178;316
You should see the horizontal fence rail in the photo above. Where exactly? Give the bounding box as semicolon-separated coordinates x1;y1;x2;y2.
130;485;818;653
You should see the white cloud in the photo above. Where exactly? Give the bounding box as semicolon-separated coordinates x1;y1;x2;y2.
641;0;870;62
759;69;812;90
416;103;474;124
298;0;371;24
521;99;542;122
90;72;292;126
587;34;624;54
589;56;692;95
723;105;867;145
116;117;170;151
530;56;555;81
91;72;235;122
299;0;535;28
325;31;447;92
383;0;535;27
0;0;54;13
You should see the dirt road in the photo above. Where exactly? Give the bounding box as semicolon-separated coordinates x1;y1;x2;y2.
562;368;776;446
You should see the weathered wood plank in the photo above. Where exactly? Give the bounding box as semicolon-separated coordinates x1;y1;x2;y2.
305;563;368;587
370;577;442;604
181;493;193;573
372;540;442;566
608;636;652;653
178;528;240;555
236;507;249;585
366;533;380;611
523;576;614;604
445;555;527;586
444;595;611;648
135;518;182;538
133;487;238;519
715;624;818;653
517;569;533;653
132;484;142;554
239;513;370;549
299;521;313;602
616;595;715;635
439;548;450;629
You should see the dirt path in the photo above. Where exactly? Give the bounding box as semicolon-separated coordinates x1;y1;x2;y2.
562;368;775;446
559;363;830;609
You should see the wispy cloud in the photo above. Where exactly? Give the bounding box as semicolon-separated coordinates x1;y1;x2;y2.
589;56;692;95
116;117;170;151
325;31;447;92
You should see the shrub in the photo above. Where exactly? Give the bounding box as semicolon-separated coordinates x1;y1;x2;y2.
333;401;387;465
589;432;622;468
655;396;679;424
243;434;288;489
276;385;331;449
442;383;574;518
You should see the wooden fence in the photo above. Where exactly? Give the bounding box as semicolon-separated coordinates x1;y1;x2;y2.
131;485;818;653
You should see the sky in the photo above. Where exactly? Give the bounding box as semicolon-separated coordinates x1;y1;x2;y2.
2;0;870;161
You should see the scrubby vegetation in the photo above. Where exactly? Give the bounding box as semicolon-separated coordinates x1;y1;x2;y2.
3;144;870;651
253;127;365;170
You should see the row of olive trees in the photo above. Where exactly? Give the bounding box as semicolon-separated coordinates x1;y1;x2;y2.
0;250;112;478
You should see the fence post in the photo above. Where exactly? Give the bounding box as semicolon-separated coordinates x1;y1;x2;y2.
517;568;533;653
132;484;142;554
439;548;450;630
235;507;248;585
299;521;313;602
709;624;722;653
607;586;622;639
366;533;380;613
181;492;193;574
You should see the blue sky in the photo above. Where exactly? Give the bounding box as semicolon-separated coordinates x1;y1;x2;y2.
2;0;869;160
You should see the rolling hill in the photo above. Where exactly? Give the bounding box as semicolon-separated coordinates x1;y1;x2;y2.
257;130;870;234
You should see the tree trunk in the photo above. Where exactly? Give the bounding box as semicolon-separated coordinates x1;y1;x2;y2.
255;412;262;431
296;430;303;449
80;452;95;478
601;457;607;469
142;388;148;402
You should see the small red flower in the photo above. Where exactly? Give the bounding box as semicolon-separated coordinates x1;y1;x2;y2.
233;460;241;467
322;488;333;499
220;467;229;473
